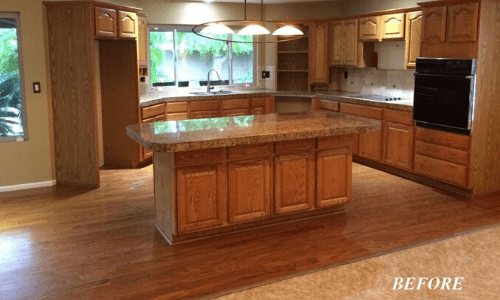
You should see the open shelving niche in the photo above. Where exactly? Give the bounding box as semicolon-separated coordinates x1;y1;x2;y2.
276;25;310;91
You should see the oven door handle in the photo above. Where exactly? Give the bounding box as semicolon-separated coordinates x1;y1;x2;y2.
414;72;474;79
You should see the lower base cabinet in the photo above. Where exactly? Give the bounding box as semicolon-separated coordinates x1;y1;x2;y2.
316;148;352;207
382;121;414;170
358;129;382;161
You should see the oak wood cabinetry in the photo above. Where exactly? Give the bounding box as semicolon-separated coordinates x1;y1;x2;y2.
359;16;380;41
95;7;117;38
310;22;329;85
221;98;251;117
382;110;414;170
405;11;422;68
414;127;470;188
420;1;479;58
137;15;148;72
117;11;137;39
329;19;359;66
380;13;405;40
190;100;221;119
276;24;310;91
166;102;189;121
340;103;383;161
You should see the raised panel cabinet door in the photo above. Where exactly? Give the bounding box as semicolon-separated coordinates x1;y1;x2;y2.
191;110;220;119
222;108;251;117
312;22;329;84
358;126;382;161
329;21;343;66
381;13;405;40
343;19;359;66
447;2;479;43
359;16;380;41
274;153;315;215
228;159;271;223
382;122;414;170
177;164;227;233
316;149;352;208
422;6;447;43
118;11;137;39
137;16;148;67
95;7;117;38
405;11;422;68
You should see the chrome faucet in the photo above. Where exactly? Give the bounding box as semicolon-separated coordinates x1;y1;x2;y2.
207;69;222;93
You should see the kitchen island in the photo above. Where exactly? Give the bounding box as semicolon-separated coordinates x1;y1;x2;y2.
126;111;380;244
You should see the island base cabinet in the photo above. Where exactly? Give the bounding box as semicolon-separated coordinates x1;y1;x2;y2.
316;149;352;208
176;164;227;234
358;130;382;162
228;159;271;224
274;153;315;215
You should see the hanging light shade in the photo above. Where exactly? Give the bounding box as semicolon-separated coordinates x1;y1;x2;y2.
272;25;304;36
238;24;270;35
200;23;234;35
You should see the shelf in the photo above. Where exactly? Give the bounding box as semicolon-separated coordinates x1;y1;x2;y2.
278;70;309;73
278;51;309;54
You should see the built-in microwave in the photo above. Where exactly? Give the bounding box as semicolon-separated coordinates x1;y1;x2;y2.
413;58;476;135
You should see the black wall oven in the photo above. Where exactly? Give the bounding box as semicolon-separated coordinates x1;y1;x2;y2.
413;58;476;135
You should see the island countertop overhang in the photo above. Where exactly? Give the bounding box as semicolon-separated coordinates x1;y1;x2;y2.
126;111;381;153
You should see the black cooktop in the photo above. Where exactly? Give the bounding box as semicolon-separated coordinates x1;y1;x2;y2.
356;95;409;102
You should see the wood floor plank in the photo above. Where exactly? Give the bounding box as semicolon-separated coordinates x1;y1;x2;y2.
0;164;499;299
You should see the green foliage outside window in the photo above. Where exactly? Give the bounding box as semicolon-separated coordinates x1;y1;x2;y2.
0;25;23;137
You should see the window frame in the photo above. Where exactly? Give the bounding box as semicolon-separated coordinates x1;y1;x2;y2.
0;12;28;143
148;24;257;89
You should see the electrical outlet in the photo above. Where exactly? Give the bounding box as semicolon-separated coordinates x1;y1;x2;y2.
262;71;270;78
344;72;348;79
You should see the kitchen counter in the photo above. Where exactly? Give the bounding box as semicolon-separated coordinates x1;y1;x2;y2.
126;111;381;152
140;89;413;111
126;110;380;244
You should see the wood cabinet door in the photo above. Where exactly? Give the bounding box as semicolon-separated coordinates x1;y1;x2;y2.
343;19;359;66
422;6;447;43
177;164;227;233
405;11;422;68
252;107;265;115
274;153;315;215
118;11;137;39
382;122;414;170
311;22;329;84
359;16;380;41
316;149;352;208
95;7;117;38
222;108;251;117
358;126;382;161
329;21;343;66
228;159;271;223
414;154;467;187
137;16;148;67
141;117;154;159
191;110;220;119
166;113;188;121
447;2;479;43
381;13;405;40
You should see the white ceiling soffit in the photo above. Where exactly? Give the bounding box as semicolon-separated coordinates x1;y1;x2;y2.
187;0;341;4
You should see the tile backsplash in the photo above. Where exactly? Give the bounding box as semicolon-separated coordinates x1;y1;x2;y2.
314;67;415;98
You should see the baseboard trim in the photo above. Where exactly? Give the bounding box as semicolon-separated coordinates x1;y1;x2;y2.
0;179;56;193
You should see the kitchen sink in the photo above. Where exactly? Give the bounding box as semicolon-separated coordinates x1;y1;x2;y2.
189;91;237;96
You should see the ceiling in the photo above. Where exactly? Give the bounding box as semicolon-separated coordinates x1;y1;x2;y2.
189;0;340;4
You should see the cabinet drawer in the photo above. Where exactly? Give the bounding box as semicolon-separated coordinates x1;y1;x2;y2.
252;107;265;115
383;109;413;125
166;102;188;113
414;154;467;187
222;108;251;117
340;103;383;120
251;97;266;107
142;104;165;119
318;100;339;112
176;148;225;166
191;100;220;111
166;113;188;121
415;127;469;150
228;143;272;161
222;98;250;110
415;141;468;166
317;135;353;150
191;110;220;119
275;139;315;155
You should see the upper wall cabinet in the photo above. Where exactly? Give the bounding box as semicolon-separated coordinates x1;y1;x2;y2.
405;11;422;68
137;16;148;67
421;6;447;43
380;13;405;40
359;16;380;41
118;11;137;39
447;2;479;42
329;19;359;67
95;7;118;38
310;21;329;85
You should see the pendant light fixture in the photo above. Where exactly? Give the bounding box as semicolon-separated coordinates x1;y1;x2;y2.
192;0;306;43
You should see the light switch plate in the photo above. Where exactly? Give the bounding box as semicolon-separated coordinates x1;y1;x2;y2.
33;82;41;93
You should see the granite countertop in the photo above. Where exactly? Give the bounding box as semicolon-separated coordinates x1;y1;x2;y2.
140;89;413;112
126;111;381;152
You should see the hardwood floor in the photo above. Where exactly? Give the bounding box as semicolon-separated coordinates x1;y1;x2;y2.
1;164;500;300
